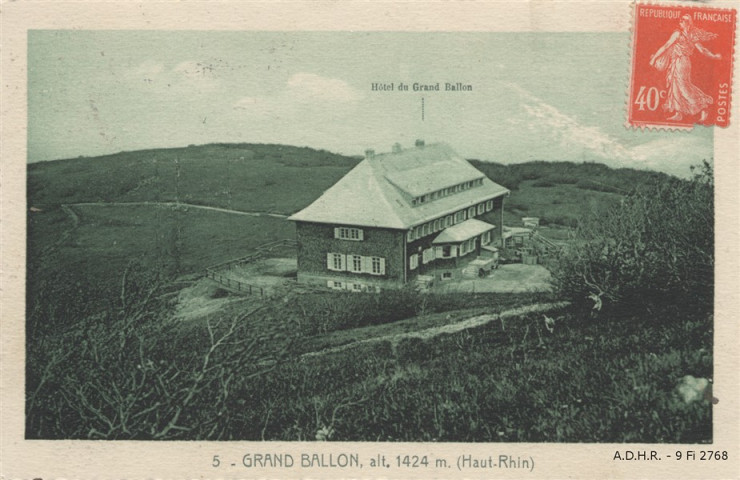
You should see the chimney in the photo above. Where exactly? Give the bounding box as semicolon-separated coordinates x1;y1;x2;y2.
415;139;425;148
365;148;375;158
392;143;402;153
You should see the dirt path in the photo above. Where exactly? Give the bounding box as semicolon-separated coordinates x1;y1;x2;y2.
301;301;570;358
66;201;289;218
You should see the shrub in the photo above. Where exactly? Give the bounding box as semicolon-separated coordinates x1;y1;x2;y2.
553;162;713;319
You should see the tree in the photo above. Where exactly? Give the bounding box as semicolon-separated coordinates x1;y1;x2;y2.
552;162;713;319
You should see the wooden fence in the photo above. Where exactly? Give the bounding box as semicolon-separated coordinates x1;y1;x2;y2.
204;239;297;297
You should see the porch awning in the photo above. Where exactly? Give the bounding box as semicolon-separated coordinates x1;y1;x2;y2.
432;219;495;244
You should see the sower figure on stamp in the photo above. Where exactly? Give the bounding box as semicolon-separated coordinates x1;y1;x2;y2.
649;14;722;123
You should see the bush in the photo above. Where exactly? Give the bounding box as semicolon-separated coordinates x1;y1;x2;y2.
26;263;295;439
553;162;713;319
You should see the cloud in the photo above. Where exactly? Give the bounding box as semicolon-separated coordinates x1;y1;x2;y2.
233;72;361;117
507;82;634;162
286;73;360;103
504;83;711;177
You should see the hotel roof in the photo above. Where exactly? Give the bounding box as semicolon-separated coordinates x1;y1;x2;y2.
432;218;496;244
288;143;509;229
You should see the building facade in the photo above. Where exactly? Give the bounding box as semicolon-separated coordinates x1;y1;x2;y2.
288;141;509;291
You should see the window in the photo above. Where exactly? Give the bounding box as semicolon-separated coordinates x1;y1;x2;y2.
442;272;452;280
422;223;429;236
407;230;414;242
334;227;363;241
412;199;417;206
486;199;493;211
460;242;467;255
414;226;422;238
445;215;453;227
409;253;418;270
482;231;492;245
455;211;465;223
477;203;485;215
327;253;346;271
441;245;454;258
371;257;385;275
327;280;344;290
352;283;363;292
468;206;475;218
350;255;363;273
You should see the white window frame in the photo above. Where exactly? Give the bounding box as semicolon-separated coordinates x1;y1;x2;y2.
327;280;345;290
350;254;363;273
352;283;364;292
327;253;346;271
407;230;414;242
468;206;475;218
477;203;485;215
371;256;385;275
486;199;493;211
334;227;363;241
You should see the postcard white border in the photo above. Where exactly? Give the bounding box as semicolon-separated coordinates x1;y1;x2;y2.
2;1;738;478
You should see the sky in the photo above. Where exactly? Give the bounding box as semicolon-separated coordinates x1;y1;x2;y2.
28;31;713;177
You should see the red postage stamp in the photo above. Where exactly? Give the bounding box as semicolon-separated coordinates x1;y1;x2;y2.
628;3;736;129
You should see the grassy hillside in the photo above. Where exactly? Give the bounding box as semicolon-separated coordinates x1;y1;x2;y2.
28;143;359;214
470;160;670;228
27;143;673;309
25;143;711;442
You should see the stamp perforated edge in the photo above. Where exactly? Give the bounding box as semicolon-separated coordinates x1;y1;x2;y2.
625;0;737;131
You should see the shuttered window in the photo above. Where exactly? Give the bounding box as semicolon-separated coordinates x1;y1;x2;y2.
334;227;364;241
350;255;363;273
327;253;346;271
371;257;385;275
328;253;385;276
327;280;345;290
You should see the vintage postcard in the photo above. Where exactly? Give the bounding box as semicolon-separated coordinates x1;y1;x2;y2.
2;1;739;479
